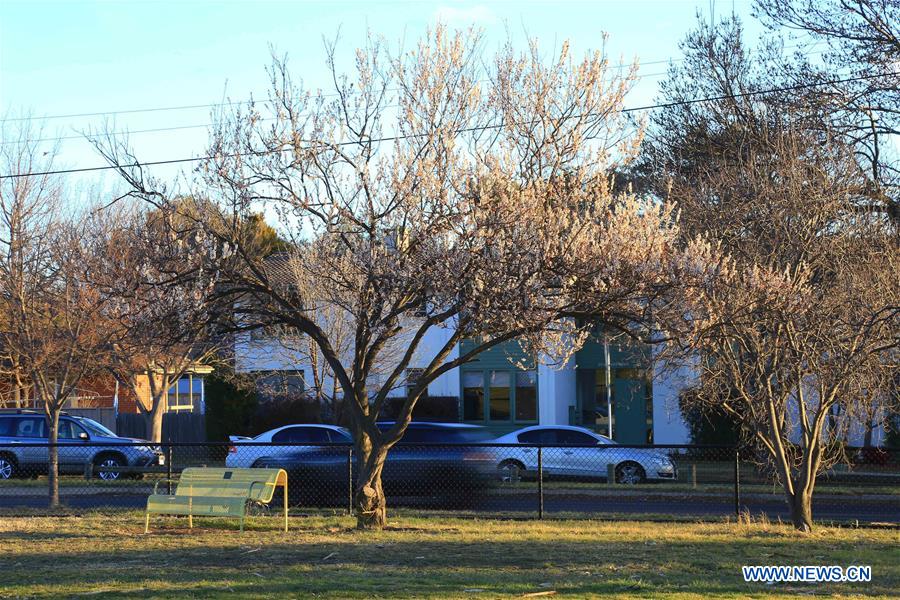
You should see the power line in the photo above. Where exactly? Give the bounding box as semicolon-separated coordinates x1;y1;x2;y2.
4;69;675;147
1;42;820;125
1;71;890;181
3;47;829;147
0;58;676;125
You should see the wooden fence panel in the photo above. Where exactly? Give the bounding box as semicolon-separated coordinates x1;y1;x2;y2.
115;412;206;442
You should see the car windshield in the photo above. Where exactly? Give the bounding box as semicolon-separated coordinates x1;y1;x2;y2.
75;418;116;438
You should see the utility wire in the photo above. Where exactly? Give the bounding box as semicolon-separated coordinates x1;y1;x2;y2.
3;45;827;146
2;68;679;146
1;42;821;125
0;71;892;180
0;57;691;124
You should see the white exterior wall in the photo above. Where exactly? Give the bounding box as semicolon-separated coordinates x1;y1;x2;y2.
235;332;300;372
415;325;460;397
235;326;461;399
651;364;693;444
537;360;575;425
648;343;694;444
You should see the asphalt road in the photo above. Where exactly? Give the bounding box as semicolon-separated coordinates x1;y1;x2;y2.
1;489;896;523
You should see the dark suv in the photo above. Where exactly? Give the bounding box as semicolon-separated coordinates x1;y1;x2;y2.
0;410;163;480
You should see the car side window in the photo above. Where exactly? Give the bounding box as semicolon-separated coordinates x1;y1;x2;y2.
297;428;330;443
15;418;46;438
272;427;329;444
0;417;14;437
517;430;555;445
58;420;86;439
271;427;297;443
556;430;597;446
58;420;73;439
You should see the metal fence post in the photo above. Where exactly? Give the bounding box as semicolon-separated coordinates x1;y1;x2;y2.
537;446;544;520
734;447;741;519
166;442;173;495
347;447;353;516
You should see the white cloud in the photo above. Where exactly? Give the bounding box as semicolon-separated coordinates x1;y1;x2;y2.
434;4;497;26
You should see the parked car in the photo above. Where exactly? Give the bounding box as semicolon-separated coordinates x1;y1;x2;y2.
0;410;164;481
225;424;352;468
254;422;496;507
492;425;677;484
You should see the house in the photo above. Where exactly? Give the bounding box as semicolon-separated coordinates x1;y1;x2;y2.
236;313;893;446
235;322;694;443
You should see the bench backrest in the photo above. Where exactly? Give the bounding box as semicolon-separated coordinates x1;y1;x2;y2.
174;467;287;503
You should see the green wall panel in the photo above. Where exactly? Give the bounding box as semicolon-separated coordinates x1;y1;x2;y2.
459;338;535;370
575;329;650;369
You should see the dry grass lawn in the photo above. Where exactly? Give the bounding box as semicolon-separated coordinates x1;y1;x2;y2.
0;511;896;598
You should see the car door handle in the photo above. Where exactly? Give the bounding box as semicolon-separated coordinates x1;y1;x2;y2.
523;448;533;453
564;450;573;455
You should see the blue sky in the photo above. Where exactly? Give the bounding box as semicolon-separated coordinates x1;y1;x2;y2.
0;0;768;187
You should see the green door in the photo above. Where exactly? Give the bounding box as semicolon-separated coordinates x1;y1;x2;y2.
613;378;646;444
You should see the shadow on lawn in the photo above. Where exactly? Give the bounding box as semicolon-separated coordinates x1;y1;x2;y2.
1;527;896;598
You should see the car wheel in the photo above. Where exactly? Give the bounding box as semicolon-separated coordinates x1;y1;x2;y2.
0;454;17;479
497;459;525;484
615;462;646;485
94;455;125;481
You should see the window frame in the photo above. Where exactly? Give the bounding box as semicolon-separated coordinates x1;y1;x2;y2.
461;368;539;425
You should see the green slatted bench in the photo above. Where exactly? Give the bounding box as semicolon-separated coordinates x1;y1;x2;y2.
144;467;289;533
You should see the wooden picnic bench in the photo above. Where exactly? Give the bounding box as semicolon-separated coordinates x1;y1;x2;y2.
144;467;288;533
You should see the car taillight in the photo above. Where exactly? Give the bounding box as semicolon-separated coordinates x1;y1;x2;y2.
228;446;237;454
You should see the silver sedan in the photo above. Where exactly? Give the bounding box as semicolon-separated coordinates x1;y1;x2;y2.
492;425;677;484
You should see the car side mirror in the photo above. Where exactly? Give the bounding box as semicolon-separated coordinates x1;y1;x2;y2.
79;432;90;441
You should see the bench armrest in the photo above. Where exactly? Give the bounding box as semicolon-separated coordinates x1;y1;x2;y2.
152;478;181;496
248;479;275;499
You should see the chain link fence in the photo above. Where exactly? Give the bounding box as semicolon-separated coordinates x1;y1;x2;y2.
0;441;897;524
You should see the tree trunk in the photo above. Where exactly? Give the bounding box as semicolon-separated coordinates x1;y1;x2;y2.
144;404;165;443
862;418;874;448
787;490;813;532
354;445;388;529
47;410;60;507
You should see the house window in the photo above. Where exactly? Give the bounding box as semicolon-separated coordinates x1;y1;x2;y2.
515;371;537;421
462;371;484;420
489;371;511;420
462;369;538;424
167;375;204;413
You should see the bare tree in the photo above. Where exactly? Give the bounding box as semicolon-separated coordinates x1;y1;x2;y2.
100;27;708;528
755;0;900;226
243;303;355;424
642;19;900;530
87;202;219;442
0;123;111;504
